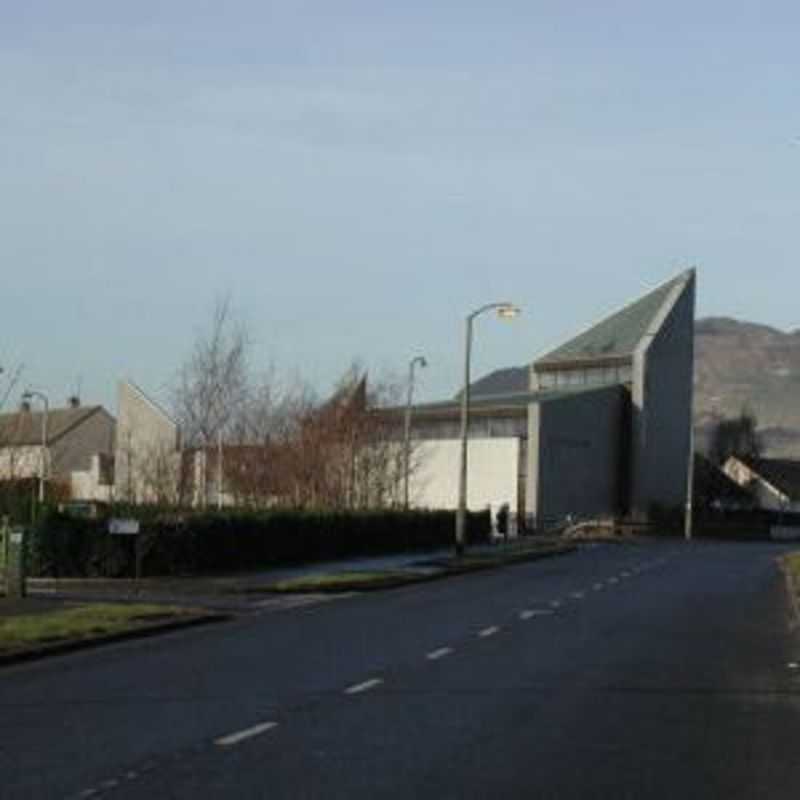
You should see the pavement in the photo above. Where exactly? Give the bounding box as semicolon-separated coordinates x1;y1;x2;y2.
9;537;568;615
1;539;799;799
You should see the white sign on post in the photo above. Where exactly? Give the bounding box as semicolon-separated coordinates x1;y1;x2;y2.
109;518;140;536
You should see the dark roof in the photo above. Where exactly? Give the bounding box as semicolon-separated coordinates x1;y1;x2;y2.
743;457;800;501
457;366;529;400
0;406;105;447
411;384;622;419
534;271;693;369
694;454;754;506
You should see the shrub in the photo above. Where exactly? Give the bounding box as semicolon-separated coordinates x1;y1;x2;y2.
28;508;491;577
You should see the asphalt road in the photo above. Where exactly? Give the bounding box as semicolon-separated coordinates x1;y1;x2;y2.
2;540;799;799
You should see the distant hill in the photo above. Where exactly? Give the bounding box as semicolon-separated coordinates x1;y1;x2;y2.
466;316;800;458
694;317;800;458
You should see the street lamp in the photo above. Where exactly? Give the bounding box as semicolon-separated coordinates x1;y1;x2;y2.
403;355;427;509
22;390;49;505
455;302;521;556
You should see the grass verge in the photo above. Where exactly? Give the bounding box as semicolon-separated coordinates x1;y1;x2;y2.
782;553;800;619
270;571;431;593
0;603;193;653
268;543;574;593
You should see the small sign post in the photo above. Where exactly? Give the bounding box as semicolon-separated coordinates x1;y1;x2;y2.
109;518;142;584
6;526;27;600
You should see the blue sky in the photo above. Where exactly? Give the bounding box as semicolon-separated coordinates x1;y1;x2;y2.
2;1;799;412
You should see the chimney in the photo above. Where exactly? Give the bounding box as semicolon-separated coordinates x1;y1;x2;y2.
68;395;80;408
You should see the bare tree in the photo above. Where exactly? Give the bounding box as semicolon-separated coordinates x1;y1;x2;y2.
171;295;255;506
710;406;762;466
172;295;250;447
0;363;26;480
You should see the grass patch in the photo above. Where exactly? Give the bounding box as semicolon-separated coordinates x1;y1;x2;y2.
269;544;575;593
271;571;426;593
782;553;800;606
0;603;191;653
784;552;800;582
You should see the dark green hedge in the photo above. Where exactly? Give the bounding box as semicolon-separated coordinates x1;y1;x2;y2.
28;508;491;578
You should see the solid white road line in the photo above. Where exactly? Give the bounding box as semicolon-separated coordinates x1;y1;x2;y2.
345;678;384;695
479;626;500;638
215;722;278;748
427;647;454;661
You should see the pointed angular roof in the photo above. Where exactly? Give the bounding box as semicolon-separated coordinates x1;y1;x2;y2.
535;270;694;369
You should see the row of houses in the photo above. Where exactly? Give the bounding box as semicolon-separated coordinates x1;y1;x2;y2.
0;381;178;506
2;269;798;522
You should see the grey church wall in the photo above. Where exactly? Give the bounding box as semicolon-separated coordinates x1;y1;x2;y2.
630;274;695;516
527;386;624;527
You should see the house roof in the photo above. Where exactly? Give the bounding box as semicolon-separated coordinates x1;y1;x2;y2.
408;384;622;419
0;406;107;447
534;270;693;370
740;457;800;502
456;366;529;400
694;454;754;505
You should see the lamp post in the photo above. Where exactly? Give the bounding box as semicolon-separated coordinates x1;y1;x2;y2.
22;390;49;505
455;302;521;556
403;355;427;509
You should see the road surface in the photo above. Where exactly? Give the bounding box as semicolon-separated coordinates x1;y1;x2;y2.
2;540;799;799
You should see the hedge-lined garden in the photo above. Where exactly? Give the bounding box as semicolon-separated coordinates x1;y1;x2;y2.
27;508;491;578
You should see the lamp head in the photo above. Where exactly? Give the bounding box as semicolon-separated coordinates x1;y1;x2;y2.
497;304;521;320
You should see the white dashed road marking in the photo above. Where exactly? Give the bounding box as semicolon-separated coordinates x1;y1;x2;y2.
593;583;604;591
427;647;453;661
609;577;619;584
479;626;500;638
520;609;554;620
550;600;562;608
345;678;384;695
215;722;279;747
571;592;585;600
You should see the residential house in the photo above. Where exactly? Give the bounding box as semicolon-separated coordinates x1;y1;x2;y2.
0;400;115;501
723;456;800;513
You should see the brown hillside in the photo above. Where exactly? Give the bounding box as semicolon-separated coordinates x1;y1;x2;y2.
695;317;800;457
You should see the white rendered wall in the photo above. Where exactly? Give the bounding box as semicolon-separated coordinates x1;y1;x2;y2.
0;446;40;480
411;437;520;511
115;381;180;503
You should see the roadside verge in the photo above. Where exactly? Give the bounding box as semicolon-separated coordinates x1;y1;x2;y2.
0;603;230;668
780;552;800;628
265;542;576;594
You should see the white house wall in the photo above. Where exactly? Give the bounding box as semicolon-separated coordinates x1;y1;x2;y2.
411;437;520;511
0;446;41;480
115;381;180;503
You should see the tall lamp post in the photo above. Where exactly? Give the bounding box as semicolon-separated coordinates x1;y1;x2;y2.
22;390;49;505
403;355;427;509
455;302;521;556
